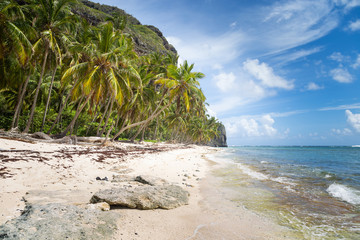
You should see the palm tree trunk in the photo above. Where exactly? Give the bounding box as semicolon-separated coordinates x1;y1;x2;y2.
85;102;101;135
59;90;94;137
130;125;144;142
96;97;111;136
70;96;84;135
112;100;172;141
47;81;77;134
23;47;49;133
153;117;159;140
140;123;148;142
41;62;58;131
11;70;31;129
99;95;114;136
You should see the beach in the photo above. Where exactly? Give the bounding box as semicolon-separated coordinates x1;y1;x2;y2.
0;137;294;239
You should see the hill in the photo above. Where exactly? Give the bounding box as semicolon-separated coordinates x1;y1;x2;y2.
72;0;177;56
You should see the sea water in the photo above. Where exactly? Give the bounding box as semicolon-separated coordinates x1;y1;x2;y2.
215;146;360;239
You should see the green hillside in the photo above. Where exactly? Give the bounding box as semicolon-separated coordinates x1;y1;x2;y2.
72;0;177;56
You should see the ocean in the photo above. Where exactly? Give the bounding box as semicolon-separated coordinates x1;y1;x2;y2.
214;146;360;239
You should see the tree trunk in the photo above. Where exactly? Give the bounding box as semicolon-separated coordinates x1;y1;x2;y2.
130;125;144;142
47;81;77;134
85;101;101;135
96;97;111;136
99;95;114;137
140;123;148;142
112;100;172;141
70;96;84;135
41;62;58;131
59;90;94;137
153;117;159;141
23;47;49;133
12;71;31;129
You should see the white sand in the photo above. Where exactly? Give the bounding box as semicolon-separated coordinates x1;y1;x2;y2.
0;137;295;239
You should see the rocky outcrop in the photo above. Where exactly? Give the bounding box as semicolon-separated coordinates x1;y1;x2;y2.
91;175;189;210
209;123;227;147
0;203;120;240
146;25;177;54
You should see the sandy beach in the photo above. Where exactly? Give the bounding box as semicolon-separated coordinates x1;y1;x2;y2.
0;137;295;239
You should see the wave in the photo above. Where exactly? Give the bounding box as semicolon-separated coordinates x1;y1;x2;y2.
327;183;360;205
235;163;297;188
236;163;268;180
352;145;360;148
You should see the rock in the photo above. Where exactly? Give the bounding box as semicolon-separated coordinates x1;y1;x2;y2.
208;123;228;147
90;184;189;210
31;132;52;140
134;175;169;186
51;136;72;144
0;203;119;240
86;202;111;211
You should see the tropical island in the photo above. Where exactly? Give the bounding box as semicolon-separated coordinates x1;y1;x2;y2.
0;0;227;146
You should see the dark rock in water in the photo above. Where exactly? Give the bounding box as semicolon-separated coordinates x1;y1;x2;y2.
209;123;227;147
0;203;119;240
90;179;189;210
31;132;52;140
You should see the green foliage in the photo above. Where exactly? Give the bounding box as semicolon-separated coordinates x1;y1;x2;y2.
0;0;224;146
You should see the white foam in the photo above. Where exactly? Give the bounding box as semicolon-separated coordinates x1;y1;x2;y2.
260;161;269;164
272;177;296;186
236;163;268;180
327;183;360;205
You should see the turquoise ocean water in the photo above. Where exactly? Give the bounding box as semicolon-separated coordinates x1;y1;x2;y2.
216;146;360;239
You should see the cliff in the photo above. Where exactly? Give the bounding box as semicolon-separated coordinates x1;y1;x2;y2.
209;123;228;147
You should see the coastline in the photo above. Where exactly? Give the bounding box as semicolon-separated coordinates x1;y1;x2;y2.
0;137;294;239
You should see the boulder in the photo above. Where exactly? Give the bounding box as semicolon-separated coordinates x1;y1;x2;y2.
31;132;52;140
90;184;189;210
0;203;119;240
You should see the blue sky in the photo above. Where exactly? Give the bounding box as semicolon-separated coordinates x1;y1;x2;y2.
95;0;360;146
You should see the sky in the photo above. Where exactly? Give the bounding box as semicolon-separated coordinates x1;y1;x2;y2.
95;0;360;146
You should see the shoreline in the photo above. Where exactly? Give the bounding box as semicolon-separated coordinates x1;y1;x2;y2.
0;137;293;239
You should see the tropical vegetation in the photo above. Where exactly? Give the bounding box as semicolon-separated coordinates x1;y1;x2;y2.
0;0;222;145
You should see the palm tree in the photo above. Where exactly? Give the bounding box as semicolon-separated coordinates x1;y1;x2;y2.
23;0;75;133
111;60;205;141
59;21;139;137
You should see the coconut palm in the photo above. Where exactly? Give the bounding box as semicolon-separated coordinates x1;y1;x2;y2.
23;0;75;133
59;21;140;137
111;60;205;141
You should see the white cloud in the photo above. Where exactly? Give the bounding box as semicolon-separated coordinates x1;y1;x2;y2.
352;54;360;69
223;115;278;137
230;21;237;28
330;68;353;83
243;59;294;89
349;19;360;31
257;0;338;55
334;0;360;10
320;103;360;111
346;110;360;132
166;31;246;69
329;52;350;62
214;72;236;92
332;128;352;135
306;82;324;91
273;47;322;65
